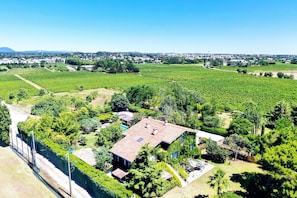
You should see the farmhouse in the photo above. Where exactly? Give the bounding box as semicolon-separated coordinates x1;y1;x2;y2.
110;118;195;169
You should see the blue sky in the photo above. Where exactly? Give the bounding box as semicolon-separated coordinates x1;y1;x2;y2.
1;0;297;54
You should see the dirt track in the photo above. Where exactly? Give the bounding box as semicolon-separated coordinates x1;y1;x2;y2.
14;74;43;90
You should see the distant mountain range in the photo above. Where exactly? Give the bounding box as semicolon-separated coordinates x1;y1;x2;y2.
0;47;15;53
0;47;70;54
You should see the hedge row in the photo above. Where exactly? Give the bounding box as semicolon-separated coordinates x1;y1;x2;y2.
19;130;134;198
41;138;134;198
200;125;228;137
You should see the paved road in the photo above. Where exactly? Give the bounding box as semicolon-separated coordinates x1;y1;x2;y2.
4;102;92;198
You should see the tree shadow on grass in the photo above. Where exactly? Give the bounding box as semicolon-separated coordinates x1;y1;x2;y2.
230;172;279;198
194;195;209;198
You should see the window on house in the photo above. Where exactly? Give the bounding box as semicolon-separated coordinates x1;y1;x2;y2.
172;151;178;158
190;144;194;150
114;155;119;162
124;159;130;167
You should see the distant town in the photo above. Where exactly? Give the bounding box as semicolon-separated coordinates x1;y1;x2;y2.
0;47;297;70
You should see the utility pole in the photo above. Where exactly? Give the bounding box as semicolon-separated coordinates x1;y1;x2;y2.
21;134;24;155
9;126;13;148
16;133;19;152
31;131;36;169
67;148;73;197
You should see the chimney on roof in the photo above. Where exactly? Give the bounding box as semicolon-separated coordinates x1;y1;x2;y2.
145;123;150;129
152;129;158;135
163;120;168;126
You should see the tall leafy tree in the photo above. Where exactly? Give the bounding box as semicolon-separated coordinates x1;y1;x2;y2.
94;146;113;172
54;112;80;140
206;139;229;163
126;85;155;108
227;117;253;135
0;104;11;144
243;101;262;134
110;93;129;112
267;101;291;128
201;103;217;118
262;141;297;175
17;88;29;101
246;128;297;197
127;144;165;197
224;134;249;160
96;122;123;148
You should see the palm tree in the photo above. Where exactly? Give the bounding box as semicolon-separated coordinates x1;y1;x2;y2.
208;169;229;195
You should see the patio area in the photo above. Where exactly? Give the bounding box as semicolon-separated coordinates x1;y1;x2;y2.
186;160;214;184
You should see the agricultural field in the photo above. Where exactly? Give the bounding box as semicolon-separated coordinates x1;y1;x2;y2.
1;64;297;113
0;74;39;101
138;64;297;112
21;72;166;92
217;62;297;72
180;72;297;112
0;68;50;75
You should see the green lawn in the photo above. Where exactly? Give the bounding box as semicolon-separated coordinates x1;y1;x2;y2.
72;131;99;151
162;160;264;198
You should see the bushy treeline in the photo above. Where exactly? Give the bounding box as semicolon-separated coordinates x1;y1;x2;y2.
110;83;208;129
65;57;140;73
65;57;94;65
95;59;139;73
160;56;201;64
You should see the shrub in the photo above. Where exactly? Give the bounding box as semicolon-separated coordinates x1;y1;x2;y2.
39;89;46;96
31;96;66;117
9;92;15;100
97;113;112;123
0;66;8;72
177;167;188;180
76;85;84;91
17;88;29;101
200;125;228;136
86;95;93;102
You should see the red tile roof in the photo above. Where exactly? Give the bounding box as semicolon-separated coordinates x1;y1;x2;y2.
110;118;193;162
